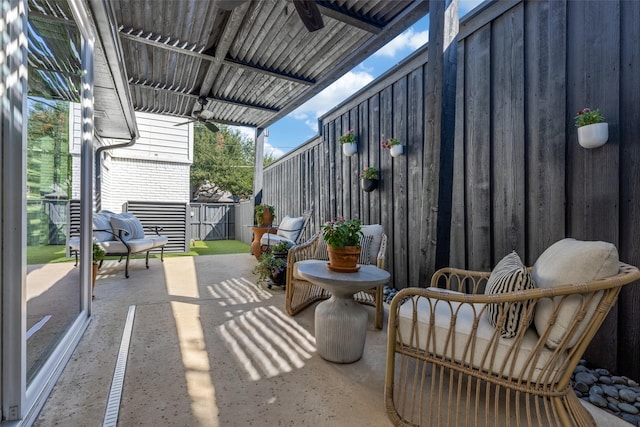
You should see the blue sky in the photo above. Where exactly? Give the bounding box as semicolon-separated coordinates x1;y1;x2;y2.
233;0;485;158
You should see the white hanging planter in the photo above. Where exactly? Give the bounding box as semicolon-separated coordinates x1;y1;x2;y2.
342;142;357;157
577;123;608;149
389;144;404;157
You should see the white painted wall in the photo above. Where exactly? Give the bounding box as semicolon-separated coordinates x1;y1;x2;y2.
69;105;193;212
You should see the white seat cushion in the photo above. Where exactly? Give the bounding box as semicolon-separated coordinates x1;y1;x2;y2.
260;233;295;247
397;289;562;384
276;215;305;242
147;235;169;247
532;238;619;349
99;238;155;254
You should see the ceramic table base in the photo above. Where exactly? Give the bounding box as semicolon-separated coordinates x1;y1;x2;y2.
315;295;368;363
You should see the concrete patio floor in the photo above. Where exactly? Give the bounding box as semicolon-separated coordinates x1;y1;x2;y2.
32;254;627;426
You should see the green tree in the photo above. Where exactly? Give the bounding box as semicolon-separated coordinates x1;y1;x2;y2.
27;98;71;198
191;123;255;200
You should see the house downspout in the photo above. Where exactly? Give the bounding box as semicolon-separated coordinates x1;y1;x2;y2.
94;135;138;211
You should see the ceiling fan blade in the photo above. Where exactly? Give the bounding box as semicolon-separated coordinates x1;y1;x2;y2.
174;119;196;126
204;121;220;133
293;0;324;32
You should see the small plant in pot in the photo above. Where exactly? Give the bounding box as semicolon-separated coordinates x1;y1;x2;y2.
270;241;293;259
252;252;287;287
254;203;275;226
339;129;357;156
574;107;608;148
359;166;379;192
321;217;363;272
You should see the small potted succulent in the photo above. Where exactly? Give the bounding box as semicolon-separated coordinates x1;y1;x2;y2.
339;129;357;157
359;166;379;192
574;108;608;148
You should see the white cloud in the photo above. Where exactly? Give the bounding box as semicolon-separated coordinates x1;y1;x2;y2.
229;125;285;159
264;142;285;159
374;28;428;58
288;70;374;132
230;125;255;141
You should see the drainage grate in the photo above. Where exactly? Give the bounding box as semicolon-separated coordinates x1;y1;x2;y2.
103;305;136;427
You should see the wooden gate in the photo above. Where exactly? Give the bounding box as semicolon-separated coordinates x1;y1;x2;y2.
189;203;235;241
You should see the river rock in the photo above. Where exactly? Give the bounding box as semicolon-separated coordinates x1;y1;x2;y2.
589;393;608;408
620;388;638;403
575;372;597;386
619;402;640;415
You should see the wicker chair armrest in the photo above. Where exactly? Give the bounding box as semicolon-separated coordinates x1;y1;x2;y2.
287;232;321;264
430;267;492;294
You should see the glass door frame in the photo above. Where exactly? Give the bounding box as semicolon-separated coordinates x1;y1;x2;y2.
1;0;96;424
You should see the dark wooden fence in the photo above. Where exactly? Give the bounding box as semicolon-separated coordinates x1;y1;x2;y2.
263;0;640;378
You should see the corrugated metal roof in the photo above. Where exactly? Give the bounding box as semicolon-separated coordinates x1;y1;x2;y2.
27;0;429;138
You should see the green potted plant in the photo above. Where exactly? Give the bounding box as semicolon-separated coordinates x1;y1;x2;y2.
252;252;287;287
92;243;106;299
271;241;293;259
574;107;608;148
254;203;275;226
320;217;363;272
339;129;357;156
381;137;404;157
359;166;379;192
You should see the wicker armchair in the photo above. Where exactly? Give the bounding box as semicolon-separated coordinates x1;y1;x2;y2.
285;225;388;329
385;239;640;426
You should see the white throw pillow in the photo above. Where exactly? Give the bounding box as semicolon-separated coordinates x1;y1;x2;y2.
532;238;619;349
93;211;114;242
277;215;305;242
110;214;145;242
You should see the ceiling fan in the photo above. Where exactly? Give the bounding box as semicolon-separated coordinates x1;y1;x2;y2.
174;96;220;133
217;0;324;32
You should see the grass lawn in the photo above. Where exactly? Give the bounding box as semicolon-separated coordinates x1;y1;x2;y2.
27;240;251;265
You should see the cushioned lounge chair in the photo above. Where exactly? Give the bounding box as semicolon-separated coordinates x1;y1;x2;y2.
384;238;640;426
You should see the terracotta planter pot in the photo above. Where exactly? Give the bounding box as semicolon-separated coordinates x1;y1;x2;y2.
327;245;361;272
256;210;274;226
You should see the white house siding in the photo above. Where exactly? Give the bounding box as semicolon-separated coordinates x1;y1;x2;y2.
69;105;193;212
69;103;82;199
100;157;190;212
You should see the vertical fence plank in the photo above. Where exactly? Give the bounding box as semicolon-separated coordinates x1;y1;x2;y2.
465;25;492;271
408;66;425;286
491;4;526;260
392;78;409;289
